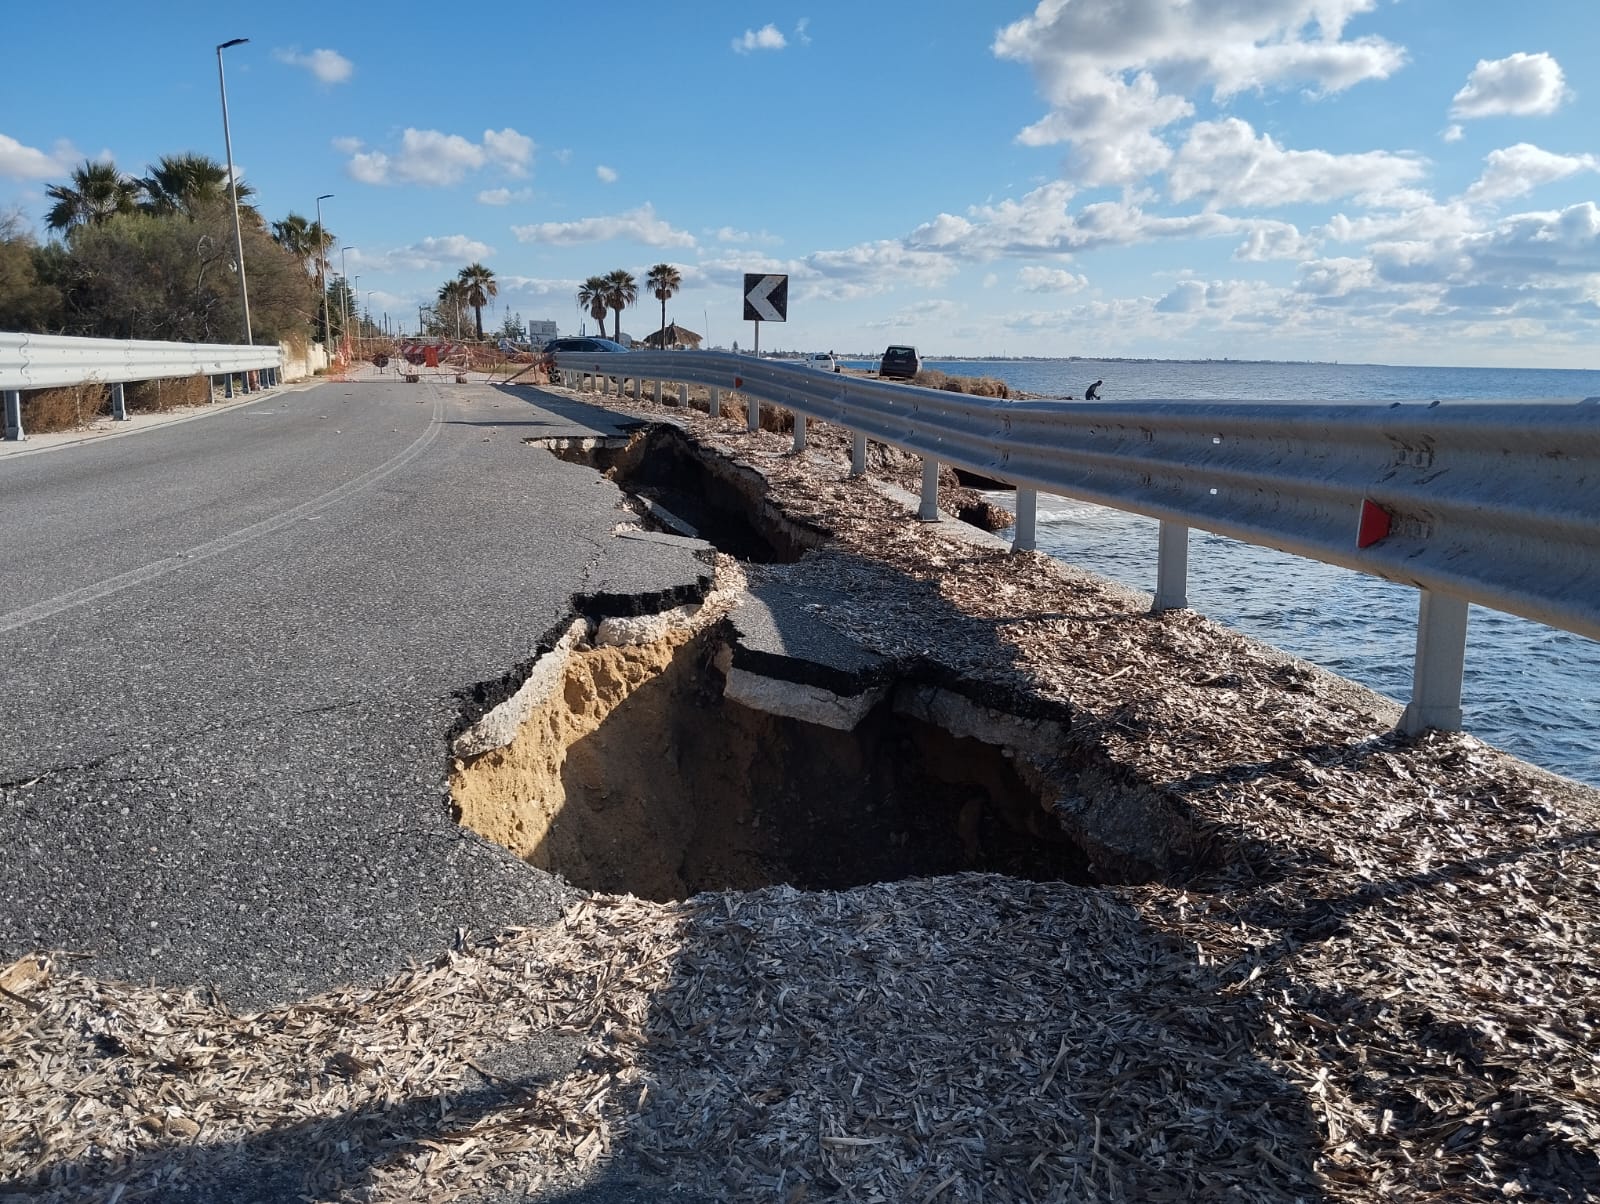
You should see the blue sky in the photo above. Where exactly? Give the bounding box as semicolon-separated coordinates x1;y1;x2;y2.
3;0;1598;366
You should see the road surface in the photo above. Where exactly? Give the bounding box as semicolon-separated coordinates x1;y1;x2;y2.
0;371;709;1013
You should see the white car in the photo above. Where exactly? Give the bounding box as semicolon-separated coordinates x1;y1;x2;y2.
804;352;839;373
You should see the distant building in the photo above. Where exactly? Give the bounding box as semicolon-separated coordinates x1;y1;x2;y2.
528;320;558;346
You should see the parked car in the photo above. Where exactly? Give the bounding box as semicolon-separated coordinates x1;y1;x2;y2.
878;345;921;379
542;337;630;354
803;352;839;373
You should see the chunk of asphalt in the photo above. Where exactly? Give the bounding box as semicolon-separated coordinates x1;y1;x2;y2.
727;578;891;697
575;532;717;617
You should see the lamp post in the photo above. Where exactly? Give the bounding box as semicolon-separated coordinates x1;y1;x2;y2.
216;37;252;345
315;193;333;349
353;276;361;337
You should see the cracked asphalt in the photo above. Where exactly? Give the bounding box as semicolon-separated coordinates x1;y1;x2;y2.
0;371;709;1014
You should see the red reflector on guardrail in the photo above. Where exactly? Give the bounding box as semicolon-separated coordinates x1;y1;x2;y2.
1357;498;1392;548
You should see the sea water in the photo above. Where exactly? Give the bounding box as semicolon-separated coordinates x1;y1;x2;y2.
841;357;1600;788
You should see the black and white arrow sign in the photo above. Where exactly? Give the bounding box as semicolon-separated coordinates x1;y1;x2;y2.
742;273;788;323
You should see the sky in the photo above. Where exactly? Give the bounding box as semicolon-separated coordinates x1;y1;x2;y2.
3;0;1598;366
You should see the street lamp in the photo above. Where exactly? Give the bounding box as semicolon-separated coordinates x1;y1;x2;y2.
216;37;252;345
315;193;333;349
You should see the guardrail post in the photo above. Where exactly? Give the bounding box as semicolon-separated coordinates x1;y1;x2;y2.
224;373;234;399
1400;589;1470;735
2;390;24;441
851;432;867;477
709;387;721;418
678;383;689;407
111;382;128;421
919;456;940;521
1153;521;1190;611
652;380;662;404
746;393;761;433
793;413;807;453
1012;487;1038;553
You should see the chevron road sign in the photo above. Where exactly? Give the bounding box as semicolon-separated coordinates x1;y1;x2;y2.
743;273;788;322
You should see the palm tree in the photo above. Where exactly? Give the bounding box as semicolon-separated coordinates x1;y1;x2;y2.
646;263;682;348
44;160;139;233
457;262;498;340
577;276;609;336
603;268;637;342
437;279;470;338
271;213;320;275
139;153;253;219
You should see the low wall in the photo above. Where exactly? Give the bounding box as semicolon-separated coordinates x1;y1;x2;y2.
279;341;329;382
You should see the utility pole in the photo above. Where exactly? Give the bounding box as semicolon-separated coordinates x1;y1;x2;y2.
216;37;252;345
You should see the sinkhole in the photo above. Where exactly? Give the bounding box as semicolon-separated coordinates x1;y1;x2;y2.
451;625;1094;901
460;423;1198;899
543;426;820;564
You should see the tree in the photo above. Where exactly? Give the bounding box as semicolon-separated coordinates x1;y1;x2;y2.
458;262;497;340
577;276;609;336
0;215;63;332
498;311;526;340
646;263;681;348
139;153;254;220
437;278;469;338
64;208;314;343
270;213;329;275
44;160;139;233
603;268;637;342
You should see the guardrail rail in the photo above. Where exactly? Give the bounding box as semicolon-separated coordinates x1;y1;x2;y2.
2;332;284;440
551;347;1600;736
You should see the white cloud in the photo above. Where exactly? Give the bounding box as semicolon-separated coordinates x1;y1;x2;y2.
511;203;696;248
733;24;786;53
803;241;960;300
348;151;390;186
795;18;812;46
1442;124;1464;144
1018;266;1088;293
908;181;1244;261
1155;279;1208;313
476;187;531;206
360;234;496;272
0;133;74;180
273;47;354;85
482;128;534;175
342;127;535;186
994;0;1407;187
331;135;364;155
863;299;962;330
1450;52;1570;119
1168;118;1427;210
1233;221;1315;261
596;165;618;183
1464;143;1600;204
1295;256;1377;297
982;273;1000;289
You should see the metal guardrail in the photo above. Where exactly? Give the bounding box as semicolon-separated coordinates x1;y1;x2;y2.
1;332;285;441
0;332;282;392
554;348;1600;735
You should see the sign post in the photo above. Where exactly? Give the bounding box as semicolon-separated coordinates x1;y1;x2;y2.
742;273;788;358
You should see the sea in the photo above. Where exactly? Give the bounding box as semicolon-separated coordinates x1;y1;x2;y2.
841;357;1600;789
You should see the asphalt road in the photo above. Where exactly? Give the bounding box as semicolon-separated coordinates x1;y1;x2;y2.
0;372;708;1015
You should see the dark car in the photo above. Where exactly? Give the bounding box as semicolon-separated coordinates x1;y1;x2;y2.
879;344;921;379
542;337;630;354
